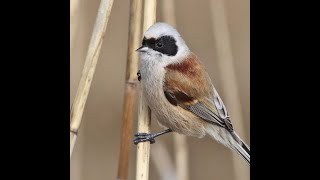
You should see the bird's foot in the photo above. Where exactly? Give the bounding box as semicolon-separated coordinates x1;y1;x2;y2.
134;132;156;145
137;70;141;81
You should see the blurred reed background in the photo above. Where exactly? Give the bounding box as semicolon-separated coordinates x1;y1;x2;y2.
70;0;250;179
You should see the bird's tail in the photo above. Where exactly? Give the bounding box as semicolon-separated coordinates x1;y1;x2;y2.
230;131;250;166
206;126;250;166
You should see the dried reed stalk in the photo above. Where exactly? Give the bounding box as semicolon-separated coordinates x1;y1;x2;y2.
161;1;189;180
70;0;79;48
209;0;249;179
116;0;143;179
136;1;157;180
172;134;188;180
151;141;177;180
70;0;114;158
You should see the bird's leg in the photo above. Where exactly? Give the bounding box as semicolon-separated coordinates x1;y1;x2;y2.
137;70;141;81
134;129;172;145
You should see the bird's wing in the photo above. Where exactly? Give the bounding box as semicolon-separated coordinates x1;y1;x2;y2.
164;53;233;131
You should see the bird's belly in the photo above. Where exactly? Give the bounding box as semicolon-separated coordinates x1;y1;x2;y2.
140;69;206;138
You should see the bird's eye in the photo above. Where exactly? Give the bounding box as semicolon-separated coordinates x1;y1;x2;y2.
156;42;163;48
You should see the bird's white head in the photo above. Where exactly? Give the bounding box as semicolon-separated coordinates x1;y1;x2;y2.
137;22;191;67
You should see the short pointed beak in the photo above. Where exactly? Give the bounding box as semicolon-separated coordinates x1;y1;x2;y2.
136;45;147;52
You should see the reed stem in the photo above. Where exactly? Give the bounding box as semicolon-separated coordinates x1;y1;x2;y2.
116;0;143;179
135;1;157;179
160;1;189;179
70;0;114;158
209;0;249;178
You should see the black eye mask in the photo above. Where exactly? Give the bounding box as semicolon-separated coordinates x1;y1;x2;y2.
142;35;178;56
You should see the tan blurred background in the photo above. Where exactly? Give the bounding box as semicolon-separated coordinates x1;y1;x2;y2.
70;0;250;180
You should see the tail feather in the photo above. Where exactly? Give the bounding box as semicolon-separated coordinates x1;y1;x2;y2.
232;132;250;166
206;126;250;166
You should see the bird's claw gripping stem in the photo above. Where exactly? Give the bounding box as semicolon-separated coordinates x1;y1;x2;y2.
134;132;156;144
137;70;141;81
133;129;172;145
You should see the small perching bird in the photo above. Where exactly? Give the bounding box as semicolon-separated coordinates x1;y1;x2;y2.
134;22;250;166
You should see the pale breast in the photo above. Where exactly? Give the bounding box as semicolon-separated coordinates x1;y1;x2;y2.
140;60;167;116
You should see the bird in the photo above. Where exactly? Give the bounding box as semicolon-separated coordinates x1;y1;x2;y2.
134;22;250;166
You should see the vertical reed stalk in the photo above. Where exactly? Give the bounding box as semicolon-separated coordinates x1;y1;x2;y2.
161;1;189;179
116;0;143;179
209;0;249;179
70;0;114;158
151;141;177;180
136;1;156;180
70;0;79;49
172;135;188;180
